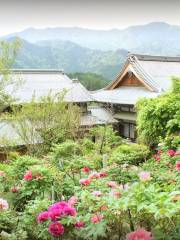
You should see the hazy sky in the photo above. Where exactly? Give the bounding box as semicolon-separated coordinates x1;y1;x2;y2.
0;0;180;36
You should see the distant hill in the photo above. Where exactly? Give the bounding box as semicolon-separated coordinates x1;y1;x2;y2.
14;39;128;79
3;22;180;55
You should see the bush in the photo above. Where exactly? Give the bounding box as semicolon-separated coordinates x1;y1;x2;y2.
109;144;150;165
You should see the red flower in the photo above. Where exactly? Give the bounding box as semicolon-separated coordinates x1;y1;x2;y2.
82;167;90;173
79;178;91;185
91;213;103;224
153;154;160;162
99;172;108;177
48;222;64;237
176;161;180;170
49;209;62;221
126;229;153;240
23;170;33;181
11;187;18;193
88;172;101;180
37;211;49;222
75;221;85;228
167;149;176;157
63;206;77;217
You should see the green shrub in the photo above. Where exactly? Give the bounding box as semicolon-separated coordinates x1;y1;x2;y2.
109;144;150;165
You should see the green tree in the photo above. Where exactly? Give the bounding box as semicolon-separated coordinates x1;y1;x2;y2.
68;72;110;90
0;39;21;113
8;93;80;155
136;77;180;145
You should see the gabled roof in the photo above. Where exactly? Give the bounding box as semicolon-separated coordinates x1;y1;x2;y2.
2;69;93;103
107;53;180;92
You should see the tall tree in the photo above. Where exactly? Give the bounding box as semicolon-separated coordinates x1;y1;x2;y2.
0;39;21;113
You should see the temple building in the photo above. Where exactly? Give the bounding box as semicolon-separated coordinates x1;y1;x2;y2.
92;54;180;140
0;69;116;158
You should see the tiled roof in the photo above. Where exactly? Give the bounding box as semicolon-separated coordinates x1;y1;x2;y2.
107;53;180;92
2;69;93;103
92;87;159;105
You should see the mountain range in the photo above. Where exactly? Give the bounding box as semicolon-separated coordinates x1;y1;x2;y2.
1;22;180;80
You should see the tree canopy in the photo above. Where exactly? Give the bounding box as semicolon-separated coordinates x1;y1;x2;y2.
136;77;180;145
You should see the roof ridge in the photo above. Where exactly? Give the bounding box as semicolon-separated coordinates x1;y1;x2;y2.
128;53;180;62
10;69;65;74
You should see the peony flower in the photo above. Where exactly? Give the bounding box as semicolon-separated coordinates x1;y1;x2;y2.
48;222;64;237
48;201;69;211
99;172;108;177
68;196;78;206
100;205;108;211
79;178;91;186
88;172;100;180
0;198;9;210
167;149;176;157
37;211;49;222
107;181;118;188
11;187;18;193
75;221;85;228
139;172;151;182
63;206;77;217
49;209;63;221
91;213;103;224
23;170;33;181
176;161;180;170
126;228;153;240
153;154;160;162
82;166;90;173
92;191;102;197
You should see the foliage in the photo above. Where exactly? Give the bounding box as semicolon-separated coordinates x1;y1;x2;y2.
109;144;150;166
7;93;80;155
137;77;180;145
0;38;21;113
68;72;110;90
0;127;179;239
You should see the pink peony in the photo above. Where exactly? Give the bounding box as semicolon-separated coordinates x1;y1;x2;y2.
49;209;63;221
37;211;49;222
107;181;118;188
79;178;91;186
100;205;108;211
139;172;151;182
11;187;18;193
23;170;33;181
75;221;85;228
91;213;103;223
92;191;102;197
0;198;9;210
68;196;78;206
153;154;160;162
63;206;77;217
82;166;91;173
167;149;176;157
126;228;153;240
48;201;69;211
48;222;64;237
176;161;180;170
88;172;101;180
